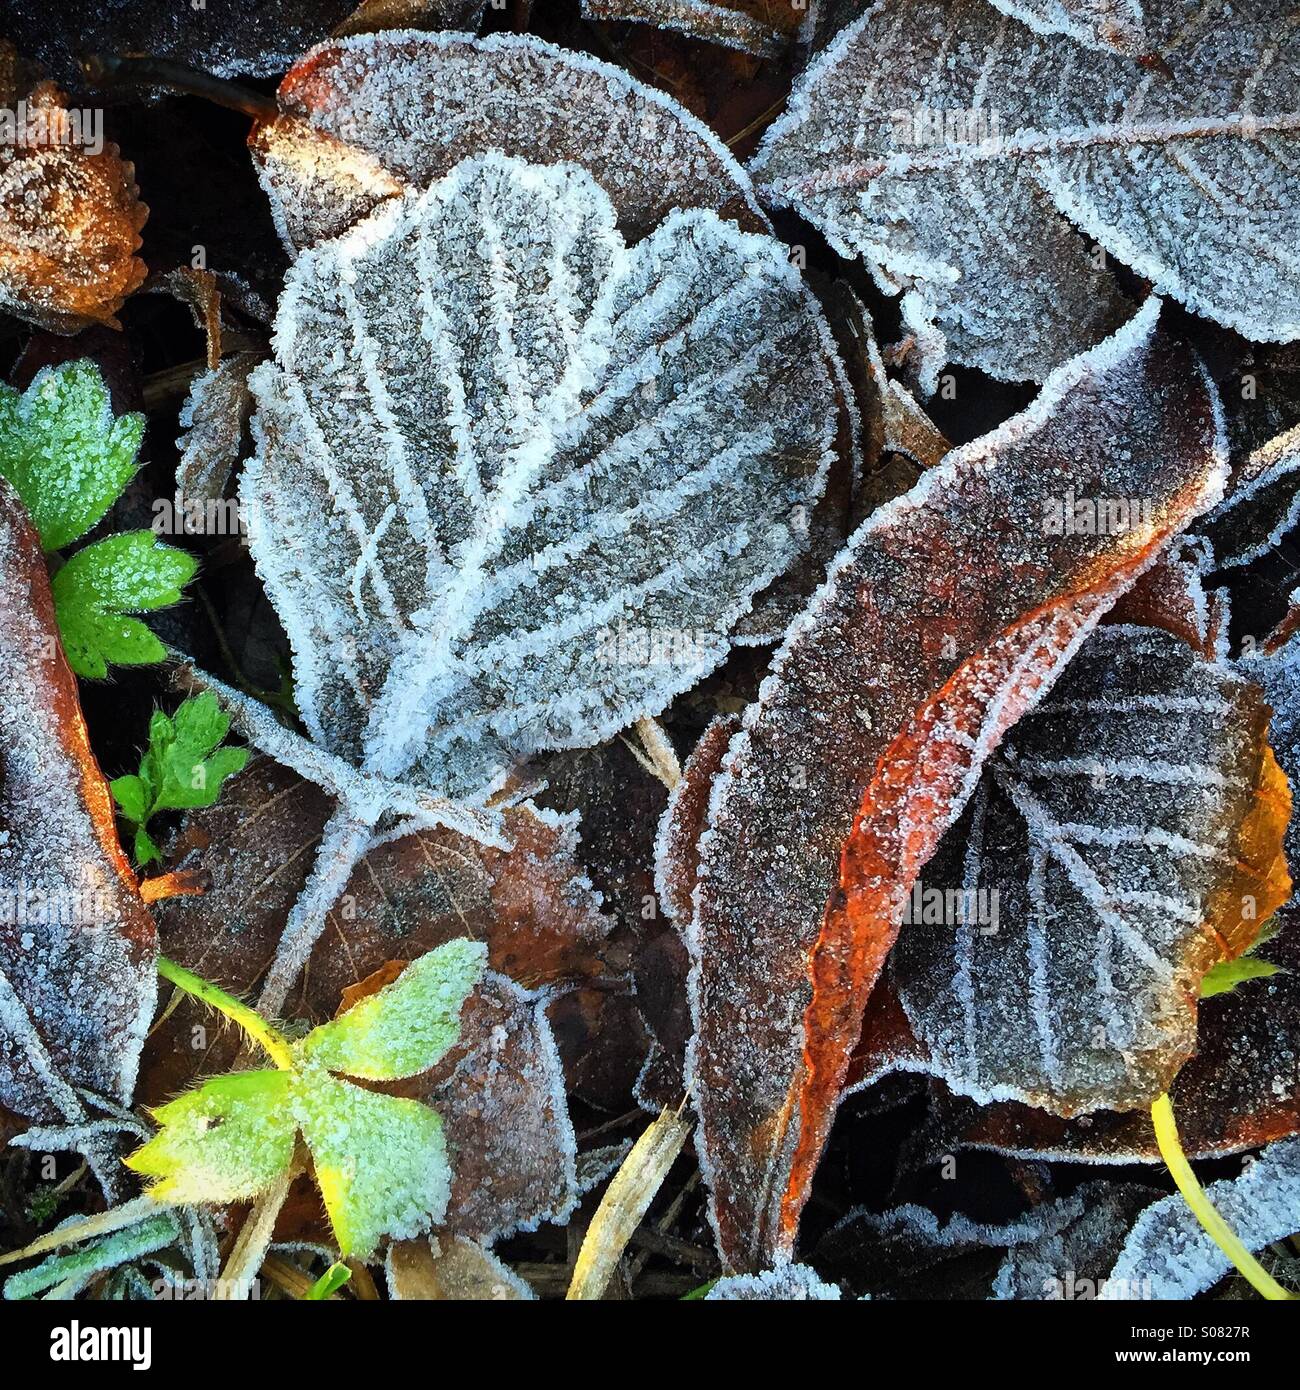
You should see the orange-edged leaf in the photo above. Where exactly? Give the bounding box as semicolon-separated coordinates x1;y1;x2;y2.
686;300;1228;1271
0;64;147;333
0;478;155;1124
885;623;1291;1115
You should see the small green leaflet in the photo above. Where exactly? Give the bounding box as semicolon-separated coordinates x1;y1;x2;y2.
0;359;197;678
305;1262;352;1300
0;360;143;552
1200;919;1285;1000
1200;956;1283;1000
52;533;197;680
111;693;249;866
126;939;488;1260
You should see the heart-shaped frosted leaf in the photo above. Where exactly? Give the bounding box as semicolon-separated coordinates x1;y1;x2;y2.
751;0;1300;384
890;624;1291;1115
292;1067;451;1259
126;1071;295;1204
298;940;487;1081
243;152;838;803
252;31;767;252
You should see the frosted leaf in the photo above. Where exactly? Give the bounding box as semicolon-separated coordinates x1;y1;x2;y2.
126;1072;296;1205
0;482;157;1133
818;1183;1153;1297
412;971;580;1242
705;1263;843;1299
1107;538;1226;661
174;353;260;503
299;940;488;1081
0;57;148;333
249;153;834;800
989;1185;1159;1299
750;0;1300;384
988;0;1147;53
386;1234;535;1300
1103;1137;1300;1298
241;149;839;967
291;1066;451;1260
1198;425;1300;570
2;1210;180;1302
639;715;737;1108
252;31;767;253
946;911;1300;1161
580;0;790;57
687;300;1229;1271
891;624;1289;1116
655;715;739;929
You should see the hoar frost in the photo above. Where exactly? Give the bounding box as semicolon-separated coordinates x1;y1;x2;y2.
238;152;838;1010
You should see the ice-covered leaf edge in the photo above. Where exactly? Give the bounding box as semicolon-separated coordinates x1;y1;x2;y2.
685;297;1231;1270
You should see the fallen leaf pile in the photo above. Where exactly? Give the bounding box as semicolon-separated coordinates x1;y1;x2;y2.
1;0;1299;1312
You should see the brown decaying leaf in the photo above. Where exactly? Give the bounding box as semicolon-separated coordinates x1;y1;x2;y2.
141;757;615;1240
683;301;1230;1271
1105;539;1226;661
580;0;792;58
0;480;155;1126
884;622;1291;1115
249;30;767;253
386;1234;534;1300
175;351;263;503
0;49;147;332
637;714;738;1108
946;919;1300;1163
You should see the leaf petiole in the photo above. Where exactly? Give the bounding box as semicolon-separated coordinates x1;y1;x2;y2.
156;955;294;1070
1151;1092;1298;1301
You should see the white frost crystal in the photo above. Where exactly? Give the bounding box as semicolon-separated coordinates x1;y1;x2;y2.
990;0;1147;53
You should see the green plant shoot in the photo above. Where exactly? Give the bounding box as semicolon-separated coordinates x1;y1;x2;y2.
110;692;249;866
127;941;487;1261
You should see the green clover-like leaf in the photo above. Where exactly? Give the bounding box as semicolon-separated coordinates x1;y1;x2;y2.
297;938;488;1081
125;1071;296;1205
0;360;144;552
125;944;487;1259
51;531;198;679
